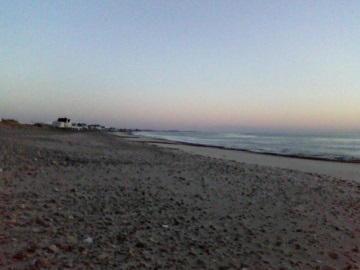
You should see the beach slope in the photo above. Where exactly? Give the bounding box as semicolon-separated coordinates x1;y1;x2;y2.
1;127;359;269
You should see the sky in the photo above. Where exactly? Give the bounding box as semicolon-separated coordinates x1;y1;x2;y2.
1;1;360;132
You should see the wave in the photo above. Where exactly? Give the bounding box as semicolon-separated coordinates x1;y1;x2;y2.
133;131;360;162
220;133;258;139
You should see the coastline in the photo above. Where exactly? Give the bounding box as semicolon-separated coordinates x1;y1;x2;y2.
130;132;360;163
119;132;360;182
2;127;359;269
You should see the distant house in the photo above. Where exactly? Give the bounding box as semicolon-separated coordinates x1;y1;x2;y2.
71;123;88;130
52;117;72;128
88;124;105;130
78;123;88;129
108;127;117;132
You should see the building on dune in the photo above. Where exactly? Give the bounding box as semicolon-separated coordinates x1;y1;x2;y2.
52;117;72;128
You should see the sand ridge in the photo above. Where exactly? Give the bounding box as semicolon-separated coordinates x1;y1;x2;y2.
0;127;359;269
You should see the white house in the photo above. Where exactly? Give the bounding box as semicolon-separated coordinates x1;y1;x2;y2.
52;117;72;128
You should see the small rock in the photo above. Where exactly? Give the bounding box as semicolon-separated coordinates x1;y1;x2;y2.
328;252;339;259
59;243;70;251
66;235;77;244
12;251;26;261
135;241;147;248
138;261;148;268
196;259;206;267
35;258;49;267
149;237;156;243
64;260;74;268
84;237;93;245
116;233;127;243
48;244;58;253
23;164;31;170
0;168;3;172
162;225;169;228
31;227;41;233
95;254;107;263
35;216;45;226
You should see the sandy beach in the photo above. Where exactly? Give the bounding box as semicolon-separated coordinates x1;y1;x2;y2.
1;127;359;269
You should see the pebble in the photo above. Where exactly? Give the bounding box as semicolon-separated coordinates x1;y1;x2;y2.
35;216;46;226
48;244;58;253
84;237;93;245
136;241;147;248
95;254;107;263
328;252;339;259
59;243;71;251
31;227;41;233
116;233;127;243
0;168;3;172
66;235;78;245
64;260;74;268
12;251;26;261
35;258;49;267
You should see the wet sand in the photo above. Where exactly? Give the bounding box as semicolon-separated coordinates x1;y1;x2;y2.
152;144;360;183
120;134;360;182
1;127;359;269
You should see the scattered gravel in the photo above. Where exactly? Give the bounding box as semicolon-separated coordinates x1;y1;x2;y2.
0;127;359;269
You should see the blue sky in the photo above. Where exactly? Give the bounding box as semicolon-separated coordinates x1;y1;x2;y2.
1;1;359;131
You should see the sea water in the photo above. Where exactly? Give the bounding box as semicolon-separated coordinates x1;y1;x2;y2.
133;131;360;161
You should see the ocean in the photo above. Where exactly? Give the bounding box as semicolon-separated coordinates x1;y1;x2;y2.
133;130;360;162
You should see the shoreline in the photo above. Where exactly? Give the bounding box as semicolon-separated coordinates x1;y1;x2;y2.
117;132;360;182
129;133;360;163
139;136;360;163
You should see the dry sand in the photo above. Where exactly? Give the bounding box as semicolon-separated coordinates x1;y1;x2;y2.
1;127;359;269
